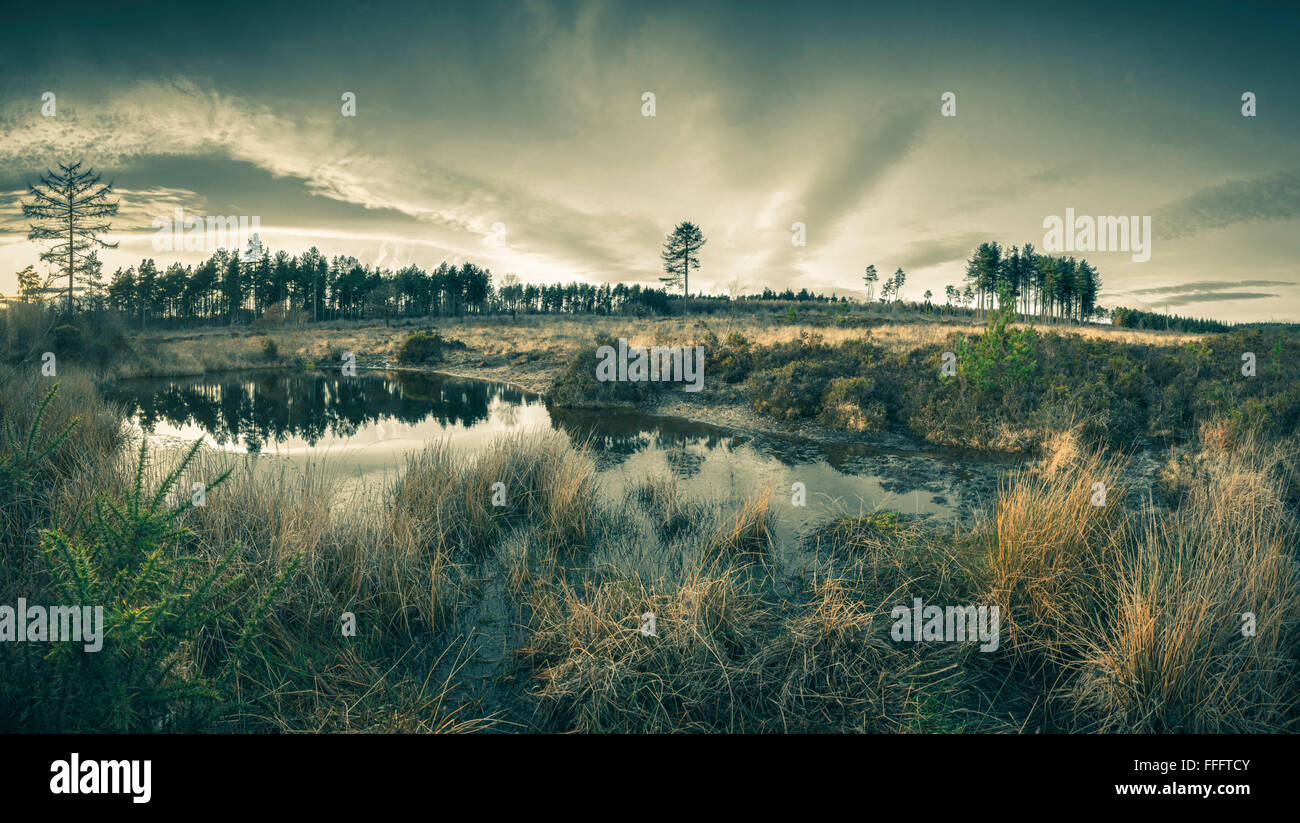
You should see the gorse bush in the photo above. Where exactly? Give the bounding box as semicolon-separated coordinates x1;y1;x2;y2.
395;330;466;365
744;332;891;428
12;438;296;731
550;334;664;408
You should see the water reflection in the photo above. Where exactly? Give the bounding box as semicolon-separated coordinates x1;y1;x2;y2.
103;370;541;452
109;370;1015;528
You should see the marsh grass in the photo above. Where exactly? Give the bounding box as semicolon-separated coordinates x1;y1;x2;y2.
630;471;707;540
983;431;1129;665
393;430;602;555
1069;435;1300;732
2;362;1296;733
520;548;998;733
980;427;1300;732
702;481;774;564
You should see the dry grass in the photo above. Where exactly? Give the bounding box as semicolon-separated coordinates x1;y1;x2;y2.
520;559;987;733
0;364;124;477
1071;435;1300;732
630;471;708;540
981;427;1300;732
984;430;1128;664
702;481;774;564
393;429;602;554
118;314;1204;385
6;359;1295;733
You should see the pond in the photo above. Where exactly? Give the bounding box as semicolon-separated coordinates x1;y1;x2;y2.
104;370;1020;540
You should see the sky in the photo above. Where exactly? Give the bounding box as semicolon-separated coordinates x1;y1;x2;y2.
1;0;1297;322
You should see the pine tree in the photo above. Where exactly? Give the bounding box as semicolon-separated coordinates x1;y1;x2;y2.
136;259;159;330
965;242;1000;318
221;252;242;324
14;265;57;303
863;264;878;301
22;161;120;313
81;251;108;311
1076;258;1099;322
1020;242;1038;317
659;221;706;298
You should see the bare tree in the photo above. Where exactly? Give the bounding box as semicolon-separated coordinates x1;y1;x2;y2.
23;161;120;313
724;272;749;302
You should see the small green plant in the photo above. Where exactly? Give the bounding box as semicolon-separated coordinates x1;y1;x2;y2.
954;284;1037;397
34;439;298;731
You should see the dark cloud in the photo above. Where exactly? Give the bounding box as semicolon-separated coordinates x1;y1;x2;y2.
1154;171;1300;240
2;1;1299;321
893;233;986;271
1129;279;1295;296
1147;291;1281;306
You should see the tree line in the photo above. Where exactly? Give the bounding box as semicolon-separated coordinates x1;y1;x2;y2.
81;246;689;327
956;241;1101;322
1111;307;1230;333
10;161;1244;332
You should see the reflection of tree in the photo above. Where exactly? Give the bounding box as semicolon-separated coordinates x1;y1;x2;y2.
664;447;704;479
549;407;739;458
494;399;519;428
105;371;536;449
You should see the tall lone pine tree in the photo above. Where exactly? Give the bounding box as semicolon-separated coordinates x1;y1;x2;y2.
659;221;706;299
23;161;120;312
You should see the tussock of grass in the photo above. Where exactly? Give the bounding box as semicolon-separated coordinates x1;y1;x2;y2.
980;428;1300;732
1070;435;1300;732
702;481;773;562
630;471;706;539
983;430;1127;664
521;556;997;733
393;430;602;554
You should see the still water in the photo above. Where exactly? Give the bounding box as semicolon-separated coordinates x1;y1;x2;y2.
105;370;1017;535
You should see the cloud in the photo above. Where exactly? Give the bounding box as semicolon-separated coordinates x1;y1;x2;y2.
763;99;928;279
940;166;1081;218
0;78;659;280
1128;279;1294;296
1120;278;1296;307
801;101;927;233
1154;170;1300;239
1143;291;1280;306
893;232;986;271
